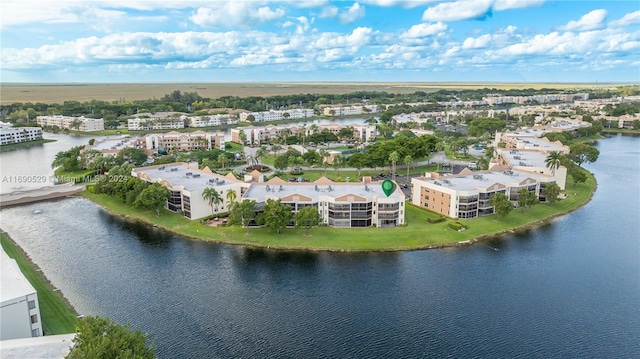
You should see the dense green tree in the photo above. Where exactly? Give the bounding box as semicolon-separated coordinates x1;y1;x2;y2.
274;154;289;172
388;151;399;180
517;188;539;213
256;199;292;234
228;200;256;227
347;152;368;176
65;315;155;359
568;143;600;167
489;193;514;217
467;118;507;137
543;183;561;203
568;167;587;185
332;155;345;176
117;148;148;166
302;149;321;167
294;206;322;236
133;183;169;217
51;146;84;169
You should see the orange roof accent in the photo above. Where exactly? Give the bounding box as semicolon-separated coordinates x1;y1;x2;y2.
266;176;287;184
313;176;335;184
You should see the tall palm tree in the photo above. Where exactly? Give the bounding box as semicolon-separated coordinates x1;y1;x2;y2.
226;189;237;211
332;155;344;176
404;154;413;180
389;151;400;180
218;153;227;170
545;151;562;175
202;187;222;215
255;146;267;164
319;149;329;176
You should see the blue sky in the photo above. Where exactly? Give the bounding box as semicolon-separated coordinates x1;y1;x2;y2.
1;0;639;83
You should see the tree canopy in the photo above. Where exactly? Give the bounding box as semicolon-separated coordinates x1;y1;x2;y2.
489;193;514;217
65;315;155;359
294;206;322;236
256;198;292;234
133;183;169;217
568;143;600;167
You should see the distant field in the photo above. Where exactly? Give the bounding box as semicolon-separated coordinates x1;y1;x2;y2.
0;82;615;104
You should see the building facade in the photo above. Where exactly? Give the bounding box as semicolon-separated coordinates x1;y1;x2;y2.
127;112;186;131
141;131;225;152
0;122;43;146
1;248;43;340
243;177;405;228
239;109;314;123
132;163;249;220
36;115;104;132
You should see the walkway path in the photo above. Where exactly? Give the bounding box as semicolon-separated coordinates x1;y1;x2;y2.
0;184;86;207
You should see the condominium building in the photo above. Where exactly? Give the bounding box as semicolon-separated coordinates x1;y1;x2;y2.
323;104;381;116
141;131;225;152
35;115;104;132
239;109;314;122
1;248;43;340
0;122;43;146
411;167;556;219
230;123;376;145
127;112;185;130
187;114;238;127
132;163;249;220
482;93;589;106
243;176;405;228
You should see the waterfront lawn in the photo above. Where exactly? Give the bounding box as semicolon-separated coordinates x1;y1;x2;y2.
0;139;57;152
0;232;78;335
54;168;97;183
81;170;595;251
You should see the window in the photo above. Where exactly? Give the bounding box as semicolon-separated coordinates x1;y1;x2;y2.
31;314;38;324
28;300;36;310
31;328;40;337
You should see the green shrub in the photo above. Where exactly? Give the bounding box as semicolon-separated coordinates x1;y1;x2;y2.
448;221;469;231
427;217;446;224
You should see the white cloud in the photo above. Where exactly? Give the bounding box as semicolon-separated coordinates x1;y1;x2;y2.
462;34;491;49
422;0;492;22
190;3;285;28
401;22;448;39
493;0;545;11
560;9;607;32
319;5;339;18
338;2;366;24
363;0;440;8
609;10;640;27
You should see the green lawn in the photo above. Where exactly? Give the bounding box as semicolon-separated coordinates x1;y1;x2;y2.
54;168;97;183
81;171;595;251
0;232;78;335
226;141;244;152
0;139;57;151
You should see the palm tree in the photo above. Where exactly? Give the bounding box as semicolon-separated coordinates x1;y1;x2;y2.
545;151;562;175
255;146;267;164
332;155;344;176
226;189;237;211
319;149;329;176
404;154;413;180
389;151;400;180
218;153;227;170
202;187;222;215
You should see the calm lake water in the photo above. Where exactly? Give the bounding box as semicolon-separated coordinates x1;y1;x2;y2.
0;134;639;358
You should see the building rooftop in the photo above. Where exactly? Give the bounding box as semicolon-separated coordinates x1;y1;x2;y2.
501;149;549;168
0;333;76;359
243;178;404;202
133;163;241;192
1;248;36;303
89;137;138;151
416;168;551;193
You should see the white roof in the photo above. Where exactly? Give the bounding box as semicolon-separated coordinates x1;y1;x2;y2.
1;248;36;304
0;333;76;359
244;180;404;202
133;163;241;192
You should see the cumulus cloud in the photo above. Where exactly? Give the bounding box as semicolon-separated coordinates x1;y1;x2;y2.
319;5;339;18
401;22;448;38
422;0;493;22
560;9;607;32
609;10;640;27
190;3;285;28
493;0;545;11
462;34;491;49
338;2;366;24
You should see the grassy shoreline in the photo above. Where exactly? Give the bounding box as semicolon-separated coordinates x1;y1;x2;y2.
80;170;596;252
0;231;78;334
0;139;57;151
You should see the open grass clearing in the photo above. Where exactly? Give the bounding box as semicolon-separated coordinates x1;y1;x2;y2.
0;139;57;152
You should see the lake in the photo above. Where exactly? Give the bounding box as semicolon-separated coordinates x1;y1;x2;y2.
0;134;638;358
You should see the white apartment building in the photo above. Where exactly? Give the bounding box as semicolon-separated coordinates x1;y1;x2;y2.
243;176;406;228
0;122;43;146
187;114;238;127
411;167;556;219
482;93;589;106
230;123;376;145
127;112;185;131
142;131;225;152
36;115;104;132
1;248;43;340
132;163;249;220
323;104;381;116
239;109;314;123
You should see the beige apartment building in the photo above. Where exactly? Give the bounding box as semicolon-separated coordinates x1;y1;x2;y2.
36;115;104;132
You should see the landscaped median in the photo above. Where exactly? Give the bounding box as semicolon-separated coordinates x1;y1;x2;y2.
81;172;596;252
0;231;78;335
